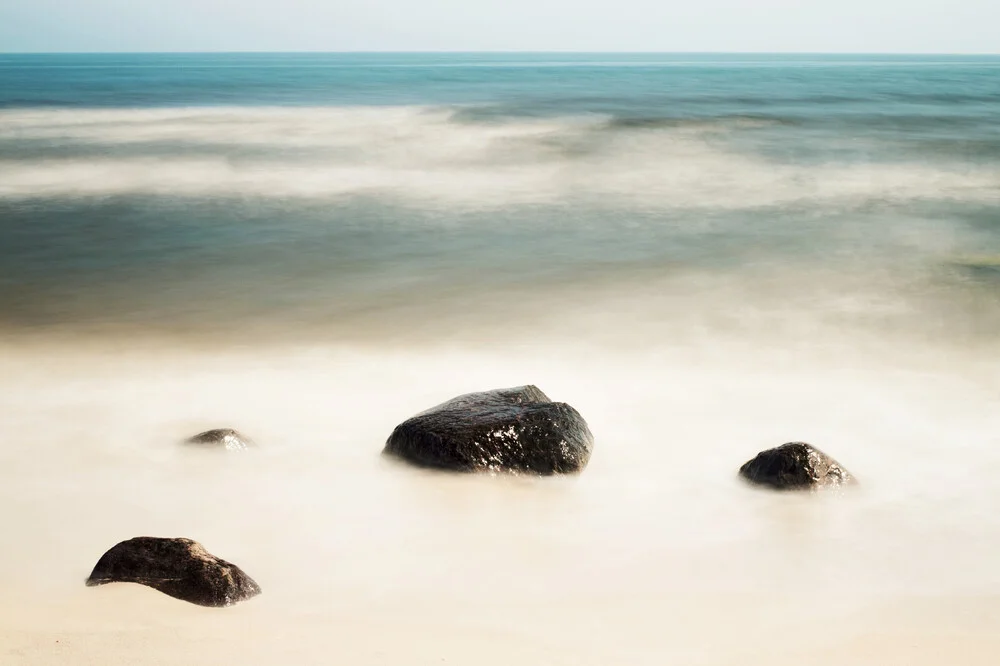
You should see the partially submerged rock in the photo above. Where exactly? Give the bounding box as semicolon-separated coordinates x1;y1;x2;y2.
86;537;261;607
739;442;854;490
384;385;593;475
185;428;254;451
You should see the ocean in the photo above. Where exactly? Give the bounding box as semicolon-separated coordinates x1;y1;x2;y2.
1;53;999;664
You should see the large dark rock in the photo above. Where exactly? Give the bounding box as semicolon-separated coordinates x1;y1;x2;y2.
739;442;855;490
86;537;261;607
384;385;593;475
185;428;255;451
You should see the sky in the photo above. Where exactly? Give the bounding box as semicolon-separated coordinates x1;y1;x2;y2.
0;0;997;53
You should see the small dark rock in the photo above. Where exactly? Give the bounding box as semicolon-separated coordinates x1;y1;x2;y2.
739;442;855;490
384;385;593;475
185;429;254;451
85;537;261;607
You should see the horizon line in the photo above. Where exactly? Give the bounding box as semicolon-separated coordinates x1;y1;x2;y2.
2;50;999;56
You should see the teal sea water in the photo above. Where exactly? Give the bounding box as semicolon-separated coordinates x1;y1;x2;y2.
1;53;999;342
2;54;1000;665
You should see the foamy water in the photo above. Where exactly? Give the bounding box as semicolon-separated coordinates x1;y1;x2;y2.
2;335;1000;664
1;107;998;208
2;53;1000;664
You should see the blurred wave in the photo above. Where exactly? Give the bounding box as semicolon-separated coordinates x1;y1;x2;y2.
1;107;998;209
0;54;999;347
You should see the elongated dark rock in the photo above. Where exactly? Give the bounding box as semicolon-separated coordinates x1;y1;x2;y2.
739;442;855;490
384;385;593;475
86;537;261;607
185;428;255;451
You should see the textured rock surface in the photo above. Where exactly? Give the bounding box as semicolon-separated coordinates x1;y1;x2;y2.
739;442;855;490
86;537;261;607
185;428;255;451
384;385;593;474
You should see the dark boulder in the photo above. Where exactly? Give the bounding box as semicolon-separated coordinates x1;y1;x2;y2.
85;537;261;607
384;385;593;475
739;442;855;490
185;428;254;451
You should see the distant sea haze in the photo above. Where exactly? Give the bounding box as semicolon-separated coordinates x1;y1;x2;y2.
1;53;1000;665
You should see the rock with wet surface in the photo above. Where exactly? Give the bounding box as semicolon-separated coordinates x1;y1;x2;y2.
739;442;855;490
86;537;261;607
384;385;593;475
185;428;255;451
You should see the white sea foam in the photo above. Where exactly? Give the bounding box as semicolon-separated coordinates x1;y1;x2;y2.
1;107;997;208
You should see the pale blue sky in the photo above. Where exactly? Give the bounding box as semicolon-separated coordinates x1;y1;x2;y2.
0;0;997;53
